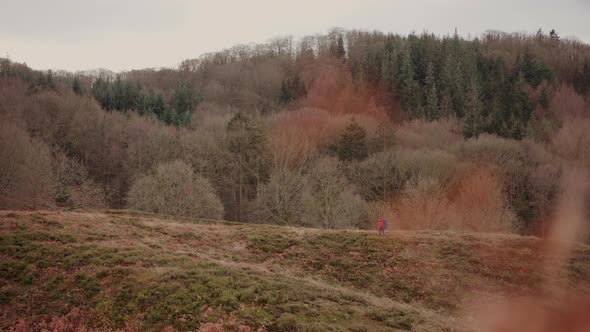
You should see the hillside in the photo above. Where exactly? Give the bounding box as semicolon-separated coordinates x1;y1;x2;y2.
2;29;590;238
2;210;590;331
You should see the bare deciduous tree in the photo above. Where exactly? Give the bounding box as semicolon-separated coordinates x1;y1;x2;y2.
302;158;367;229
251;168;305;225
127;160;224;219
0;123;54;209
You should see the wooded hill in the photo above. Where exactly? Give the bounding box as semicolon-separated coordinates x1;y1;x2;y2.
1;28;589;236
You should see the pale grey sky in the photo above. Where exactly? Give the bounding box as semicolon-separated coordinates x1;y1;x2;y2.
1;0;588;72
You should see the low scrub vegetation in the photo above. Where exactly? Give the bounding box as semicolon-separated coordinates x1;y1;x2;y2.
1;211;589;330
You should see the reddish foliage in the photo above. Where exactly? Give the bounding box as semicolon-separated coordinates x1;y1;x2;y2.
269;60;396;168
551;117;590;166
547;83;588;119
377;166;514;232
268;107;380;168
300;60;392;119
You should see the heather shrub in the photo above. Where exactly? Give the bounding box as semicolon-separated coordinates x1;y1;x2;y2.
127;160;224;219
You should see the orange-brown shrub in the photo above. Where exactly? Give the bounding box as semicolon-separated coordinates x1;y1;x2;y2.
301;60;390;119
446;166;516;232
455;135;561;231
547;83;588;119
268;107;380;169
373;166;515;232
268;59;393;169
551;117;590;167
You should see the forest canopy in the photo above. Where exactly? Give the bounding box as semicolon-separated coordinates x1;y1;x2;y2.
1;28;589;237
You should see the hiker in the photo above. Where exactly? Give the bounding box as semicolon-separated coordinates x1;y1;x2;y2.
378;218;386;236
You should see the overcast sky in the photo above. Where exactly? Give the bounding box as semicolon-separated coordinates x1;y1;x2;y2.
1;0;589;72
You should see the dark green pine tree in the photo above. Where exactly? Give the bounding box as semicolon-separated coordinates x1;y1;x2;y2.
380;51;397;100
112;77;124;111
336;34;346;59
170;81;201;125
171;81;193;114
398;47;421;118
441;53;465;118
72;77;83;95
463;78;484;138
505;73;534;139
153;93;167;121
337;121;368;162
91;77;114;110
330;34;346;59
279;74;307;104
45;70;56;90
424;62;439;120
131;82;143;110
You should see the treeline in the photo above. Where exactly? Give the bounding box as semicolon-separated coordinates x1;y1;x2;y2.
1;28;589;237
5;29;589;136
176;28;590;138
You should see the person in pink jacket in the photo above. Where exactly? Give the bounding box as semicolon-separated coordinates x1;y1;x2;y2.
378;218;386;236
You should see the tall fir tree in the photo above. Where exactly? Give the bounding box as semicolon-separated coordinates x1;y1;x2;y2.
424;62;439;120
380;50;397;100
72;77;82;95
463;78;484;138
171;81;194;114
441;53;465;118
506;73;533;139
398;46;421;117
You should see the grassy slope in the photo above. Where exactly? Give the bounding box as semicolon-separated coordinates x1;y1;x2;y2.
1;210;590;331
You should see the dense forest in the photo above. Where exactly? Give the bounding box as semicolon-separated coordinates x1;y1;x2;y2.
1;28;589;236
